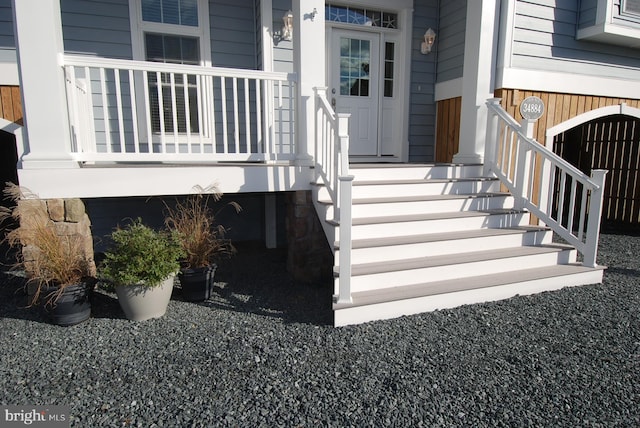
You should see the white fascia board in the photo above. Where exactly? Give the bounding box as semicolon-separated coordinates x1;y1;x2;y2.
0;61;19;85
434;78;463;101
576;23;640;48
17;165;313;199
500;67;640;99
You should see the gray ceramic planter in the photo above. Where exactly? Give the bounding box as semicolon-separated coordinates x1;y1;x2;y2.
115;275;174;321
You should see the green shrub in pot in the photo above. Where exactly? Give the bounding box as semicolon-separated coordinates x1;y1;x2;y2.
100;218;185;321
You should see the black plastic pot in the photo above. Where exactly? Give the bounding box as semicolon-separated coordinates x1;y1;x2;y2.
43;281;93;326
178;265;217;302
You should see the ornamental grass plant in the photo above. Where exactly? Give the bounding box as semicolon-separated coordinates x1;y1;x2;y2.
0;183;94;306
163;184;241;269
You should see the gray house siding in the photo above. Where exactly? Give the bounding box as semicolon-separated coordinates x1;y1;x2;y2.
0;0;14;50
210;0;258;69
272;0;293;73
578;0;597;29
61;0;132;59
512;0;640;81
409;0;439;162
0;0;15;66
435;0;466;84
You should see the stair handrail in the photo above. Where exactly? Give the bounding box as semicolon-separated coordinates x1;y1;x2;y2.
484;98;607;268
314;87;353;304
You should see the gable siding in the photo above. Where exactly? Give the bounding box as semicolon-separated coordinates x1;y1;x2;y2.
512;0;640;81
436;0;466;83
61;0;132;59
409;0;439;162
210;0;258;69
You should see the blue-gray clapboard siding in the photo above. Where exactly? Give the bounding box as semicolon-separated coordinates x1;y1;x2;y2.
409;0;439;162
210;0;258;69
61;0;132;59
0;0;14;51
272;0;293;73
435;0;466;84
578;0;598;29
512;0;640;81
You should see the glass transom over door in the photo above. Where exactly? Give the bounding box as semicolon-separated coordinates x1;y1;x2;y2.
330;30;380;156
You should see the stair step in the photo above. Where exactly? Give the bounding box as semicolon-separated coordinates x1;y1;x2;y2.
318;192;515;219
337;244;577;293
337;177;500;199
335;226;552;263
352;177;495;186
318;192;511;206
330;208;531;239
330;208;525;226
343;244;574;276
349;163;484;180
333;264;605;326
334;264;603;309
339;226;549;250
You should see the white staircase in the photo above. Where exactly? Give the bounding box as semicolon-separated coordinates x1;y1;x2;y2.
312;164;604;327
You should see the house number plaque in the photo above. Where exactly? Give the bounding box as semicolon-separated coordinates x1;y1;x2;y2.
520;96;545;121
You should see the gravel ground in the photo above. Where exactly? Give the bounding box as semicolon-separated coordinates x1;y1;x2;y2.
0;234;638;427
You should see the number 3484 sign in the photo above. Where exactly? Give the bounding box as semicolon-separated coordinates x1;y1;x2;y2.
520;96;545;121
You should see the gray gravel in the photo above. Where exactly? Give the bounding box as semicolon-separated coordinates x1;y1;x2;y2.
0;234;639;427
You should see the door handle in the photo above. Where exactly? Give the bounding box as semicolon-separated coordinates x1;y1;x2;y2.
331;97;336;108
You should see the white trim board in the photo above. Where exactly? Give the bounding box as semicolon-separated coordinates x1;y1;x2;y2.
500;67;640;100
435;78;463;101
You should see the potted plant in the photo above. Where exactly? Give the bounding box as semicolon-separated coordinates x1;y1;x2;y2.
0;184;96;326
164;184;241;301
100;218;185;321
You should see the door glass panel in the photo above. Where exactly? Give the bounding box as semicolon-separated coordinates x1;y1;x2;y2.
384;42;395;97
339;37;370;97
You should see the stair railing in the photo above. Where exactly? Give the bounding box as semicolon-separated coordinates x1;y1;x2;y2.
314;87;353;304
484;98;607;268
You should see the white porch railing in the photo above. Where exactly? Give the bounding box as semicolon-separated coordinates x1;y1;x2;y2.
314;87;353;304
484;98;607;268
63;55;297;163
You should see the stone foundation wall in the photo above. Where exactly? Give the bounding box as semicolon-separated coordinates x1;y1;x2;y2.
285;191;333;284
20;198;96;277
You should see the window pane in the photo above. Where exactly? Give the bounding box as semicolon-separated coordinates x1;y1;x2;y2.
145;34;200;64
142;0;162;23
142;0;198;26
326;4;398;29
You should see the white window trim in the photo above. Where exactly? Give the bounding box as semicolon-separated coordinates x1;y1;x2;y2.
128;0;212;66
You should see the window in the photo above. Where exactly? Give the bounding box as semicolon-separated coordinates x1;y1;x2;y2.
326;4;398;29
142;0;198;26
623;0;640;16
145;33;200;133
130;0;211;136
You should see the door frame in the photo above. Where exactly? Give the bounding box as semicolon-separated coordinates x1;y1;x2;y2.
325;0;413;162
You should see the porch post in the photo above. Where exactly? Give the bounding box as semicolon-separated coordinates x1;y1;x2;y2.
453;0;500;164
293;0;325;166
12;0;76;169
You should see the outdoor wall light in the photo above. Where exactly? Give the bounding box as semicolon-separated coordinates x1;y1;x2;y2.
421;28;436;54
274;10;294;43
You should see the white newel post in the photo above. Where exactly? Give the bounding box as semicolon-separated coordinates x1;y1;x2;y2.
13;0;77;169
454;0;499;164
584;169;608;268
293;0;325;166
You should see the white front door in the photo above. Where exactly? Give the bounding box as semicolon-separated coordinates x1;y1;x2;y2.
330;29;381;157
